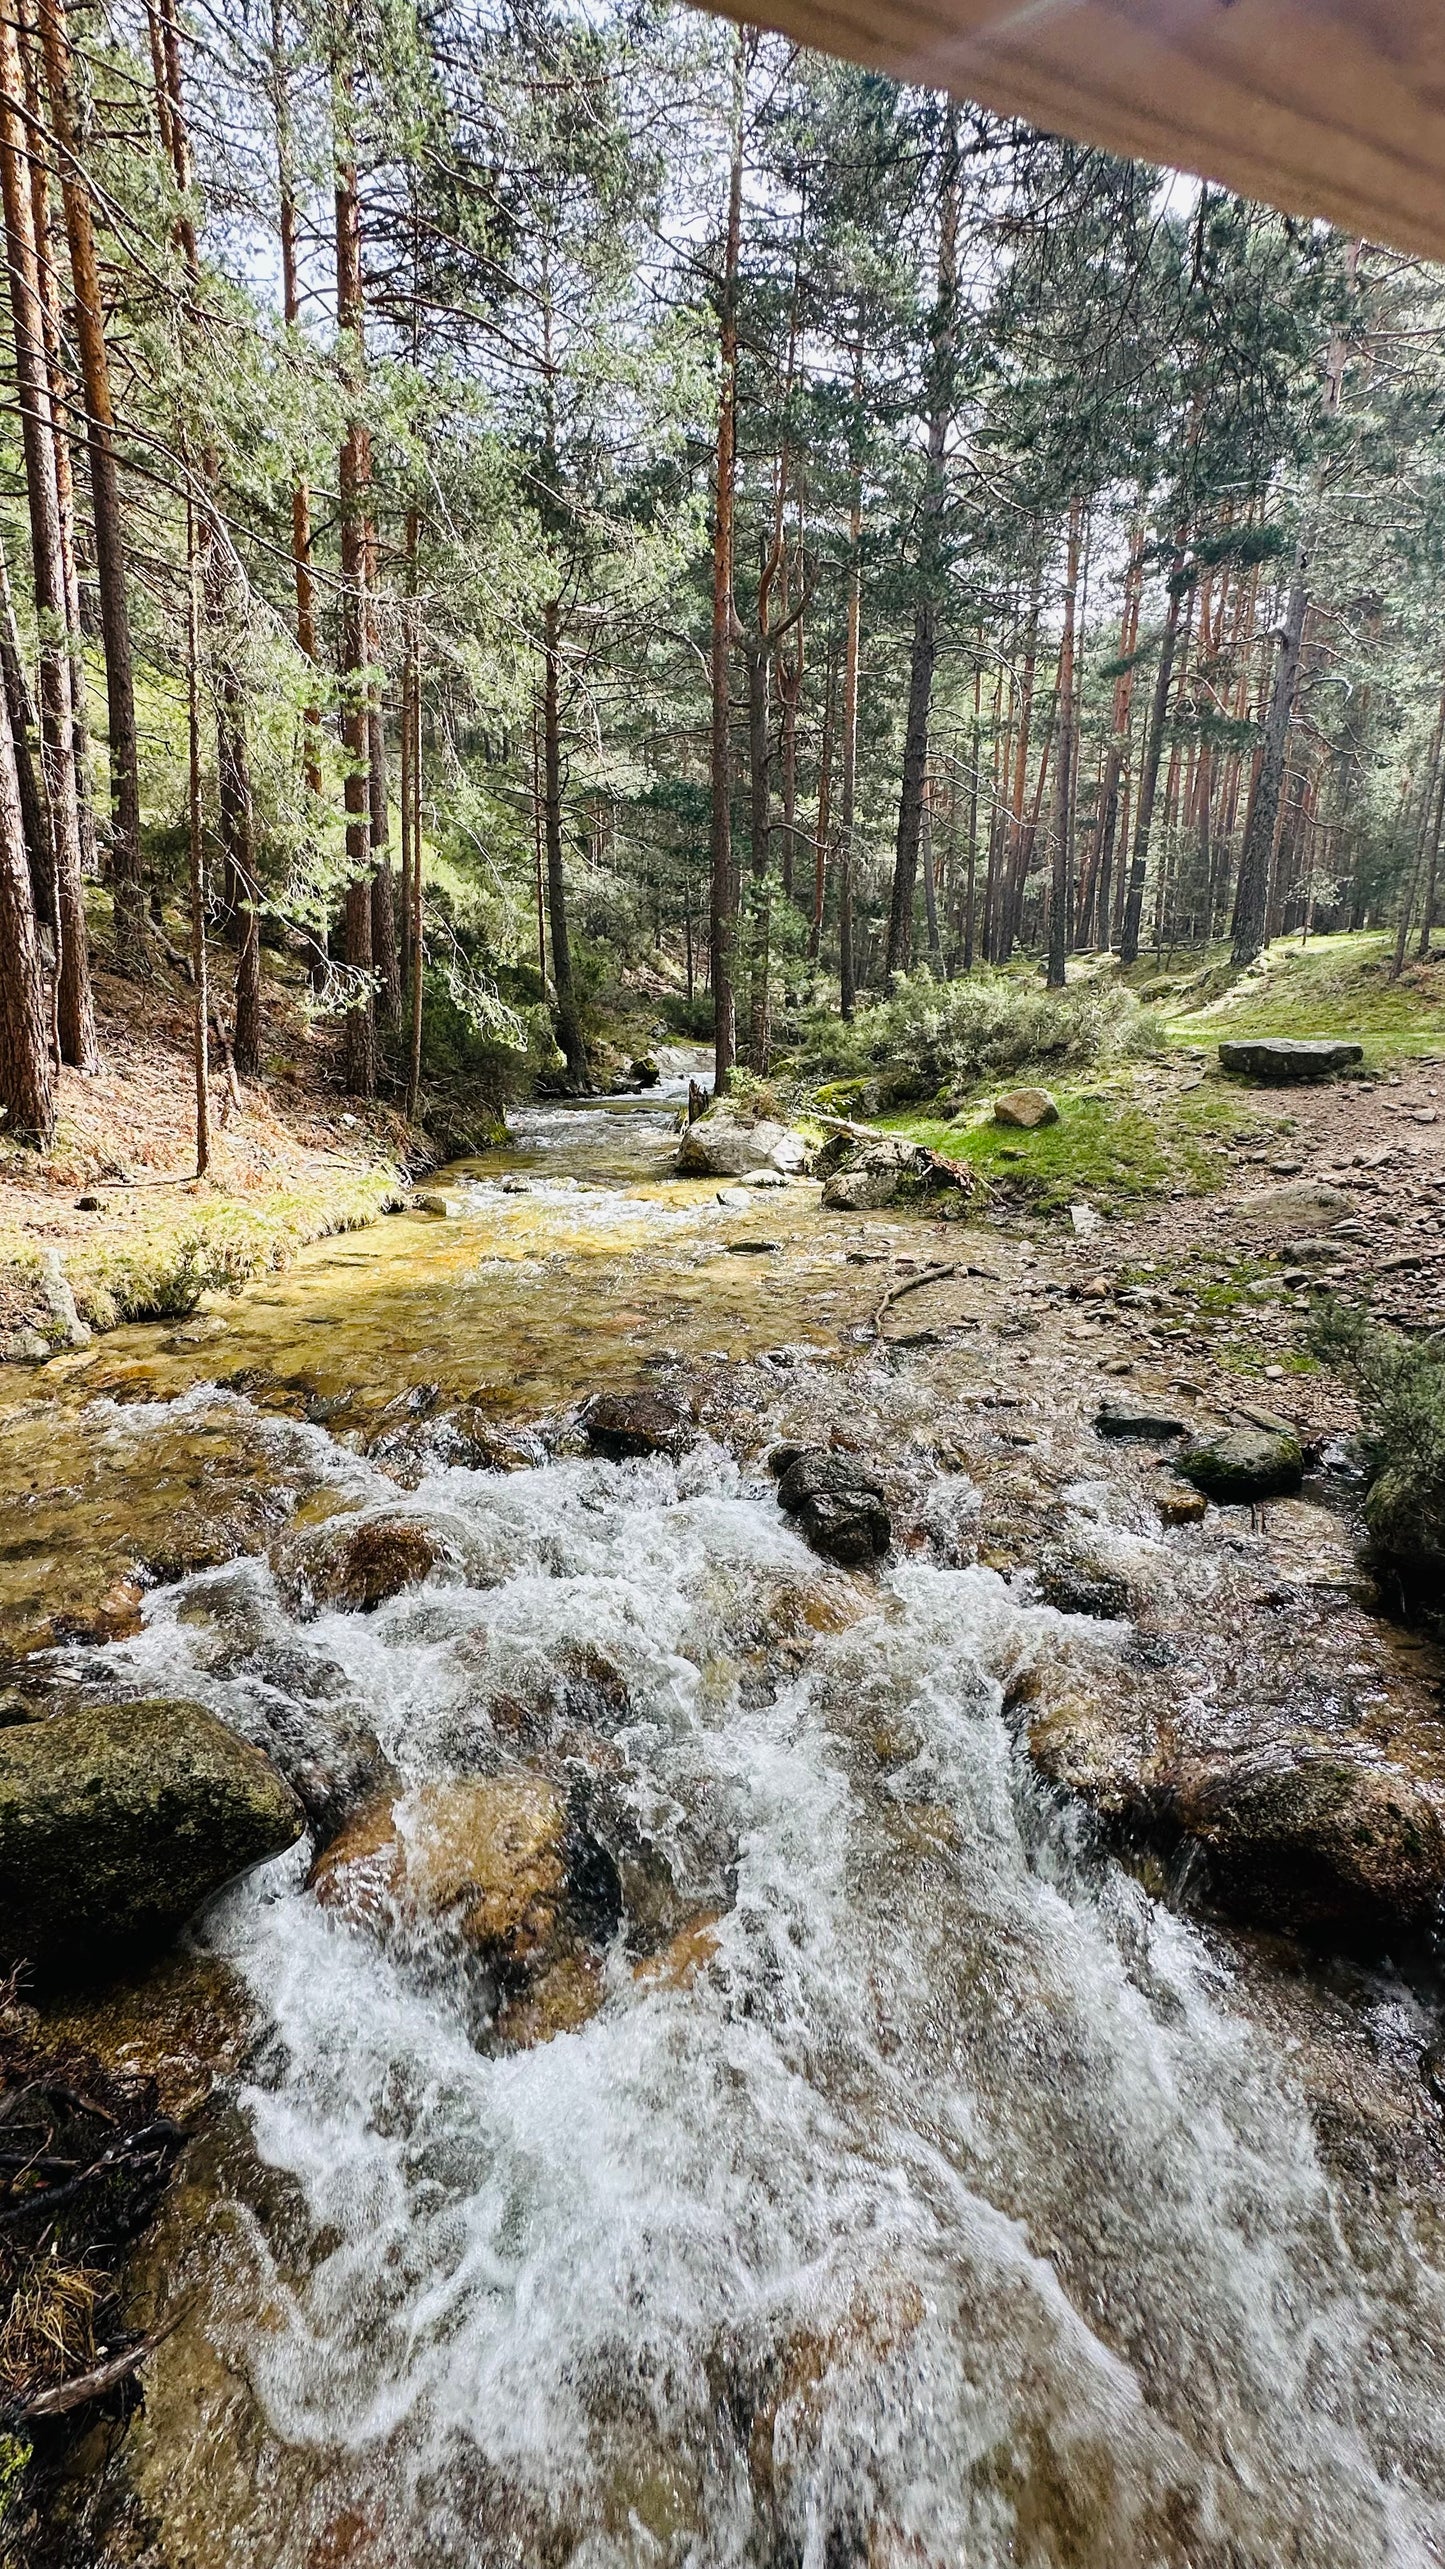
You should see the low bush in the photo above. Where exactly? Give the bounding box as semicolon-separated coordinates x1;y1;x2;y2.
786;971;1161;1106
1309;1303;1445;1621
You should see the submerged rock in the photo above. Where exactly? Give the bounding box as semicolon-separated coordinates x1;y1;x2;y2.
278;1514;444;1615
677;1107;813;1179
310;1774;620;1988
1176;1427;1304;1503
993;1086;1059;1129
775;1449;890;1565
582;1385;696;1458
0;1697;303;1974
1035;1550;1132;1621
1218;1037;1363;1081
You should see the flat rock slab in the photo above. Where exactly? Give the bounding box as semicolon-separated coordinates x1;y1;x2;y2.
1218;1038;1364;1081
1095;1399;1187;1440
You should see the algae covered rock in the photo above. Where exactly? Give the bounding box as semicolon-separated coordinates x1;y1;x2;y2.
993;1087;1059;1129
1159;1750;1445;1939
1176;1426;1304;1503
0;1698;304;1975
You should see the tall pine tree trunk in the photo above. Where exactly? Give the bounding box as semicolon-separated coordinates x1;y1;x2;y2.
1231;549;1307;965
838;339;863;1020
542;596;586;1087
0;529;47;924
886;110;960;979
745;628;771;1069
1119;544;1187;967
0;668;53;1142
334;84;375;1095
1046;499;1082;988
38;0;144;969
709;29;744;1094
0;9;93;1068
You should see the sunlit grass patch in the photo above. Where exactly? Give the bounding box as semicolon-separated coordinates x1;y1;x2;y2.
881;1078;1258;1210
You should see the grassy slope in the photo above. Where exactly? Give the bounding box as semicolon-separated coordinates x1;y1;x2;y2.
873;932;1444;1211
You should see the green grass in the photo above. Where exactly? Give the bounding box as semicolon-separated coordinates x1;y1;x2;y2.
880;1081;1258;1211
1161;932;1445;1061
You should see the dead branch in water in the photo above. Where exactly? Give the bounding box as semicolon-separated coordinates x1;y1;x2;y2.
871;1261;957;1338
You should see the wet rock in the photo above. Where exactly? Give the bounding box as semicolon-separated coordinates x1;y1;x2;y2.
716;1186;750;1208
1155;1480;1208;1527
582;1385;696;1458
632;1910;724;1991
278;1514;444;1615
1218;1037;1363;1081
1176;1426;1304;1503
493;1951;605;2048
677;1107;813;1179
776;1449;890;1565
1159;1751;1445;1939
0;1697;303;1974
162;1312;230;1352
234;1697;393;1848
630;1055;660;1088
411;1190;464;1217
39;1949;256;2122
1035;1551;1131;1621
1094;1398;1187;1440
819;1136;972;1215
738;1168;789;1188
310;1775;620;1986
993;1087;1059;1129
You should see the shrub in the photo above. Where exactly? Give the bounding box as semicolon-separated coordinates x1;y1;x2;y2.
1309;1303;1445;1621
787;972;1161;1106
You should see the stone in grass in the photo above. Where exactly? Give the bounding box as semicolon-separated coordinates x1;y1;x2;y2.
1094;1397;1188;1440
1175;1426;1304;1503
775;1449;890;1566
1217;1037;1363;1082
993;1087;1059;1130
0;1696;304;1974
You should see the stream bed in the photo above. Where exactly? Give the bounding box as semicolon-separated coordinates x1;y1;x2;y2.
12;1069;1445;2569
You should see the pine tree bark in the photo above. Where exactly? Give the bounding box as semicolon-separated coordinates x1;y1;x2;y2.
1047;498;1083;988
37;0;144;969
334;82;375;1095
1231;550;1308;966
1119;543;1187;967
886;110;960;979
0;9;93;1067
218;657;261;1077
745;625;771;1070
0;663;54;1143
838;338;863;1020
709;30;744;1093
542;595;586;1086
186;501;210;1172
274;0;322;799
1082;524;1143;950
0;529;48;924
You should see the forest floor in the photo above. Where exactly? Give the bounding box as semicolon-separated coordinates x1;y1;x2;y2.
0;916;423;1355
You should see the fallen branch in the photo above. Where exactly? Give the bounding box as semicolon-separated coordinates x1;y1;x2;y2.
0;2116;186;2227
8;2315;181;2422
871;1262;957;1338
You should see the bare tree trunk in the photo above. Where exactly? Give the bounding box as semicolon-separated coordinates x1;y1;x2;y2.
709;28;744;1094
186;501;210;1172
1119;543;1187;967
0;528;47;922
1232;548;1307;965
0;9;93;1068
38;0;144;968
886;108;960;979
542;595;586;1087
1047;497;1083;988
335;83;375;1095
0;657;53;1143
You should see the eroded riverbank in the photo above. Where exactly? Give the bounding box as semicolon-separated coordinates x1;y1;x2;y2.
7;1076;1445;2569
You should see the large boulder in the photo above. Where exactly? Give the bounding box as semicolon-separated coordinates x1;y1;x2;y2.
776;1449;890;1565
1218;1037;1363;1081
819;1136;972;1215
310;1775;620;1985
677;1107;813;1179
993;1087;1059;1129
1176;1426;1304;1503
581;1384;696;1459
0;1698;304;1974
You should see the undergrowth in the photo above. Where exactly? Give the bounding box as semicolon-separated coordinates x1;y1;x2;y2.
787;972;1162;1109
1310;1302;1445;1621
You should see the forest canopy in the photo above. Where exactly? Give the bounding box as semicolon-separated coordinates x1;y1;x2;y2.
0;0;1442;1146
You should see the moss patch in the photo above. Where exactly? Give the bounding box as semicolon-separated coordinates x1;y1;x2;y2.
879;1080;1257;1212
1161;932;1445;1062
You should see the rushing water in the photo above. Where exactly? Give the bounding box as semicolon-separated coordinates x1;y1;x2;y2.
29;1075;1445;2568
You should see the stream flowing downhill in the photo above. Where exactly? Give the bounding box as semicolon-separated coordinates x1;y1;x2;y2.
27;1069;1445;2568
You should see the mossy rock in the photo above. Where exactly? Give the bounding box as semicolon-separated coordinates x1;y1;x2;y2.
1176;1426;1304;1502
0;1698;304;1978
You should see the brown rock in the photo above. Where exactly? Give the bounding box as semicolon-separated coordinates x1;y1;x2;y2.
993;1087;1059;1130
582;1385;696;1459
632;1910;725;1991
282;1515;443;1615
